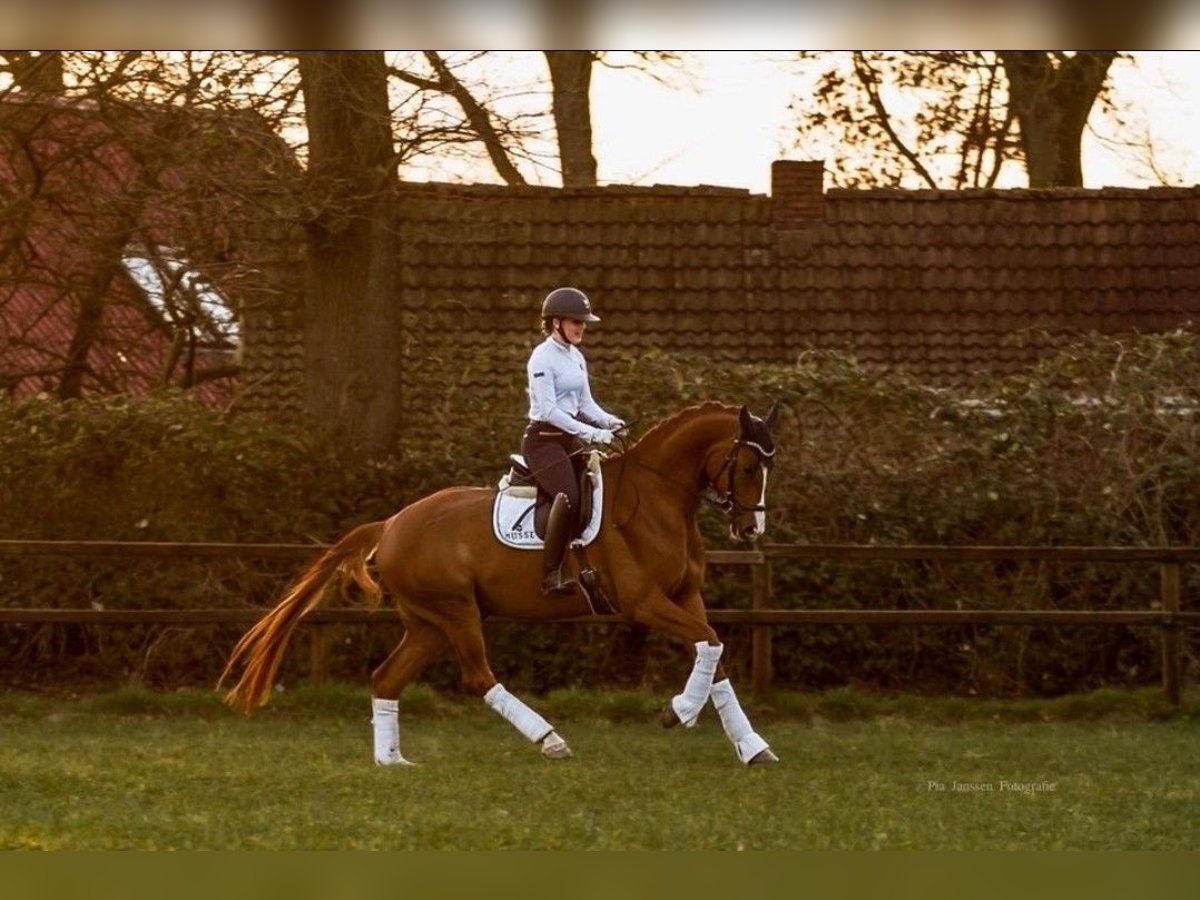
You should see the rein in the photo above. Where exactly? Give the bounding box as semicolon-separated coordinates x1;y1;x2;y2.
511;445;592;485
611;435;773;528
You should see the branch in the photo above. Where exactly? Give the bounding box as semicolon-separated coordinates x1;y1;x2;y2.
79;51;143;98
969;55;1014;189
851;53;939;189
387;65;441;93
421;52;528;186
984;108;1018;188
596;51;696;91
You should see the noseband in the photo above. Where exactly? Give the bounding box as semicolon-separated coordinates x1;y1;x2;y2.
708;438;774;518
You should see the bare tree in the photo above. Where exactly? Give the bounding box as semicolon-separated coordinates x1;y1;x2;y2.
389;52;534;186
1;52;300;400
3;48;694;444
388;50;690;188
998;51;1117;188
0;52;65;93
793;52;1026;189
545;51;598;187
546;51;689;188
297;51;403;456
792;51;1128;189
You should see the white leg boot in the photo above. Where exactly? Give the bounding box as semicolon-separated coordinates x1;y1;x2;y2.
670;641;723;727
710;678;777;765
484;683;572;759
372;697;414;766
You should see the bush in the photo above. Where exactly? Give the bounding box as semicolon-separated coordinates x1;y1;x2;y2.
2;330;1198;695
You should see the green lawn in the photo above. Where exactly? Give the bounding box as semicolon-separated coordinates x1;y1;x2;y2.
1;685;1196;850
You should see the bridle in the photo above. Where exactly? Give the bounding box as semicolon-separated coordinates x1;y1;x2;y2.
610;420;777;530
707;437;775;518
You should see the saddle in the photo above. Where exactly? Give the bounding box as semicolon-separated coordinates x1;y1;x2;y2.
493;450;603;549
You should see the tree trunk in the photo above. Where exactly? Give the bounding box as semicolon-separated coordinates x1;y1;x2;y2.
57;109;163;399
999;51;1116;188
298;52;402;457
545;52;597;187
58;253;123;399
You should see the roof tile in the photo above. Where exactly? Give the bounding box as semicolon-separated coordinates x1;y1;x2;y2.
11;159;1180;400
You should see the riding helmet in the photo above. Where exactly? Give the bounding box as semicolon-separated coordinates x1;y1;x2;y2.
541;287;600;322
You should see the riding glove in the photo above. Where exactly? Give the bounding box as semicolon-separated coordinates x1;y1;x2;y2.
590;428;615;445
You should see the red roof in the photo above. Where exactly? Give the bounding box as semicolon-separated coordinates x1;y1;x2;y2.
1;93;287;404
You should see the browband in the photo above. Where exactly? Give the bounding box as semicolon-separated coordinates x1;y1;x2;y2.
737;439;776;458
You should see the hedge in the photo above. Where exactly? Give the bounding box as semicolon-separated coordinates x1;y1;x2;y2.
2;330;1198;696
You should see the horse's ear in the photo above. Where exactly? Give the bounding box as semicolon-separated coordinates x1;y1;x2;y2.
765;400;781;430
738;405;753;433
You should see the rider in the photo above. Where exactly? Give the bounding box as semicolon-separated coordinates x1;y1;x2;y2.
523;287;625;594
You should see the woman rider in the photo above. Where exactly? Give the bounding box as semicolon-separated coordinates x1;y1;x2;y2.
523;287;624;594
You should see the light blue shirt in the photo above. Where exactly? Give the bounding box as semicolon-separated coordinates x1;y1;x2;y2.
526;337;616;439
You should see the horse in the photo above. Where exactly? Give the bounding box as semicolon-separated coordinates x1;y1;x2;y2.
218;400;782;766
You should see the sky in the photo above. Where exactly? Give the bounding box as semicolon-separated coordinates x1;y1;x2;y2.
5;0;1198;193
376;2;1200;194
588;50;1200;195
393;47;1200;195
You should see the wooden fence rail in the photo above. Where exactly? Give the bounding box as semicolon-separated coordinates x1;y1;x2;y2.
1;541;1196;702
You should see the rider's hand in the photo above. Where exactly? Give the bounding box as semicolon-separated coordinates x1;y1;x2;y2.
591;428;615;446
608;417;626;432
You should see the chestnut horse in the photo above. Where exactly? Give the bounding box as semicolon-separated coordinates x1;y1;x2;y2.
218;401;781;766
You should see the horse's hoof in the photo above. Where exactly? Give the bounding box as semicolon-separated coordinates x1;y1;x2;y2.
375;755;416;767
660;704;682;729
747;748;779;766
662;699;700;729
541;733;573;759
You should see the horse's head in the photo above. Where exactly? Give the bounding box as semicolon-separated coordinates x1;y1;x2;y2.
710;402;780;542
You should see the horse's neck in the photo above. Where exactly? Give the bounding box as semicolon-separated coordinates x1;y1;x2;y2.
630;411;736;498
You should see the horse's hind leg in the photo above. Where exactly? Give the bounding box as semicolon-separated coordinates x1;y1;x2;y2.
369;619;447;766
440;599;572;760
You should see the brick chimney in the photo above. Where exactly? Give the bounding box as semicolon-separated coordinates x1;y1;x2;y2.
771;159;825;226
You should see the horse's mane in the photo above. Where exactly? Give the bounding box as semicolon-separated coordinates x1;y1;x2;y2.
619;401;738;458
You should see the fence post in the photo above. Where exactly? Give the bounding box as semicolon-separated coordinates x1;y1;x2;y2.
1160;563;1182;706
752;554;773;698
309;625;331;685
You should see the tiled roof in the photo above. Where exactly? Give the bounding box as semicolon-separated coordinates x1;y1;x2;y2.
370;170;1200;420
1;95;301;405
804;185;1200;381
7;118;1197;420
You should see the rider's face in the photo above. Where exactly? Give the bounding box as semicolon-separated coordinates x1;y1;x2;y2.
558;318;587;345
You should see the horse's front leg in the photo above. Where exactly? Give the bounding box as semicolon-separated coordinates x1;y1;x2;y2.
622;587;721;728
709;672;777;765
659;591;778;766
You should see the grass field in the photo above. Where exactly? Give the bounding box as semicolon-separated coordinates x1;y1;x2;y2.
1;684;1196;850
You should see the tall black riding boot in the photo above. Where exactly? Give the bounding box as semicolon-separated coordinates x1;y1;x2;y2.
541;493;577;595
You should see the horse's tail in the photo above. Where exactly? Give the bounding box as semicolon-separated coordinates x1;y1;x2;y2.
217;520;386;713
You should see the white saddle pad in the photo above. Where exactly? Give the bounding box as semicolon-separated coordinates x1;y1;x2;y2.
492;451;603;550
